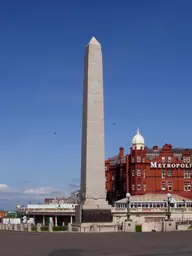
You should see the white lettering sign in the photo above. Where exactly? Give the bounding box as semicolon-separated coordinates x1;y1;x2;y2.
150;162;192;169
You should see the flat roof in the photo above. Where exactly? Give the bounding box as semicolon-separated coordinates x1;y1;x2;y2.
116;194;192;203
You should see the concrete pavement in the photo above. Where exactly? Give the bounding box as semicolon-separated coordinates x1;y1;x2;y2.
0;231;192;255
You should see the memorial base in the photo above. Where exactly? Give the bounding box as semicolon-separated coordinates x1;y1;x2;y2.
73;203;117;232
75;203;112;223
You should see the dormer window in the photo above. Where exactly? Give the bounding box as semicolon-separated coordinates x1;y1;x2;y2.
162;157;165;163
168;157;172;163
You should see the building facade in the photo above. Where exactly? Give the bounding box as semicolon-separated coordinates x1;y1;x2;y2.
105;129;192;204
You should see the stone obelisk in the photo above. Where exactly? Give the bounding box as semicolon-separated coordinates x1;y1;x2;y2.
76;37;111;224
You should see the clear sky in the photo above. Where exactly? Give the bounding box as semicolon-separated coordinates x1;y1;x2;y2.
0;0;192;209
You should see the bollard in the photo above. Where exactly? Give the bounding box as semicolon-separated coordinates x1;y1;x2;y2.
20;224;24;232
28;224;32;232
5;224;9;231
14;224;18;231
37;223;41;232
68;223;72;232
48;223;53;232
9;224;13;231
93;224;97;232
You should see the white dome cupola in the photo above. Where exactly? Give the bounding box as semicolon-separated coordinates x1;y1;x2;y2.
132;128;145;150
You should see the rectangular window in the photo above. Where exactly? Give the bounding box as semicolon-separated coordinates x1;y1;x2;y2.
184;182;191;191
162;157;165;163
161;181;166;190
184;170;191;179
143;184;146;191
143;169;146;178
105;176;107;182
105;166;107;170
167;170;172;177
183;157;190;163
137;184;141;190
132;184;135;190
137;169;141;176
132;170;135;176
132;157;134;163
168;157;172;163
161;170;166;178
112;176;115;181
142;158;145;162
168;181;172;191
137;156;141;163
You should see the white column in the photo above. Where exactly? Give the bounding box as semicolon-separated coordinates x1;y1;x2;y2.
55;216;58;226
70;215;73;224
43;216;45;226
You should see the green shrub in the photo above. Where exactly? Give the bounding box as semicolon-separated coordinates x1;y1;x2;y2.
41;226;49;232
53;226;68;232
31;226;37;232
135;224;142;232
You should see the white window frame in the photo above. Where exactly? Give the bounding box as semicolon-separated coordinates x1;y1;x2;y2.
184;182;191;191
168;181;172;191
162;157;165;163
137;156;141;163
132;184;135;190
161;170;166;178
167;169;172;177
137;169;141;176
137;184;141;190
168;156;172;163
184;170;191;179
161;181;166;190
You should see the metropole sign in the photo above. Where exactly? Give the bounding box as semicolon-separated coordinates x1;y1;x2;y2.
151;162;192;169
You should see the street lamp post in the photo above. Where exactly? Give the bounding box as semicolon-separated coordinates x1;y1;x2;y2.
167;193;172;221
126;193;131;221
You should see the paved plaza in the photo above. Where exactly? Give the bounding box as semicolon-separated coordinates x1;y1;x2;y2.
1;231;192;256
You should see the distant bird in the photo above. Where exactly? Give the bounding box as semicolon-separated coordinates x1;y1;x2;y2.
112;122;116;125
54;132;56;135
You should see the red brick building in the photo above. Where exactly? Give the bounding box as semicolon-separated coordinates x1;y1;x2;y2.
105;129;192;204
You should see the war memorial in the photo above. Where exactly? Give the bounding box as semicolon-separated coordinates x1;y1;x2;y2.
1;37;192;255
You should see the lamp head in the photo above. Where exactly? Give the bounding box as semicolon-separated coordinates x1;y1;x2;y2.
167;193;171;199
126;193;131;199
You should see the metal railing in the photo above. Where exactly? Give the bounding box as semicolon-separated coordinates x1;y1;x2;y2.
16;208;75;213
113;207;192;213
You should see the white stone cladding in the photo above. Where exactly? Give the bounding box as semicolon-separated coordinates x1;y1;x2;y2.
80;37;109;207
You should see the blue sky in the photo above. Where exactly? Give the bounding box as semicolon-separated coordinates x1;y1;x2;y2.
0;0;192;209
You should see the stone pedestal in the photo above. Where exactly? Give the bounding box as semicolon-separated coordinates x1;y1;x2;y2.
14;224;18;231
164;220;176;232
20;224;24;232
48;224;53;232
68;223;72;232
28;224;32;232
5;224;8;230
122;221;135;232
37;223;41;232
